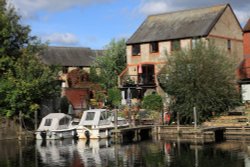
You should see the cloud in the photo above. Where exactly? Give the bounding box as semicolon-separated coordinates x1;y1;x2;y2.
137;0;250;25
138;0;173;15
43;33;80;45
7;0;113;19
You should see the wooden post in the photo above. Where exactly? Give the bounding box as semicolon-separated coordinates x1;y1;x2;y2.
19;110;22;141
177;111;180;132
127;87;132;127
193;107;197;129
34;110;38;130
114;108;118;130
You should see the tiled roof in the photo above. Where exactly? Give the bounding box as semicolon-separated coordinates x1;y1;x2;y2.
244;19;250;32
40;46;103;67
127;4;229;44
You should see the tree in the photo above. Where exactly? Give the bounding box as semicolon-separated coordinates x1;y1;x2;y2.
0;46;60;118
0;1;32;73
0;1;60;120
92;38;126;89
107;88;121;108
158;42;240;124
142;93;163;111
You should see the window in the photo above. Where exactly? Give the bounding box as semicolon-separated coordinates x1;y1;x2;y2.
44;119;52;126
150;42;159;53
132;44;140;56
59;117;70;125
227;40;231;50
171;40;181;51
86;112;95;120
100;111;108;120
62;67;68;74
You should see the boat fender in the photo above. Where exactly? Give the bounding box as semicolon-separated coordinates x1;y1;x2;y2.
40;131;46;140
73;129;78;139
84;130;90;139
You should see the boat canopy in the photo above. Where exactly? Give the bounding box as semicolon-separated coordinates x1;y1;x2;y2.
37;113;72;131
78;109;111;126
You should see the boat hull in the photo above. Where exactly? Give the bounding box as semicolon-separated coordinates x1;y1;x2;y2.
77;126;113;139
36;128;77;140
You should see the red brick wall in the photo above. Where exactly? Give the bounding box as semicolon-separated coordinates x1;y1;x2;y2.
242;32;250;78
64;88;89;110
244;33;250;56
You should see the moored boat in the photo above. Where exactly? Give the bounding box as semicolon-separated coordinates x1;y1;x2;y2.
35;113;78;140
76;109;114;139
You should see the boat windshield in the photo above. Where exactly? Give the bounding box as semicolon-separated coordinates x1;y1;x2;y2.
100;111;111;120
59;117;70;125
86;112;95;120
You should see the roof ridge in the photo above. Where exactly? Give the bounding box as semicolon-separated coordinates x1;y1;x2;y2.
148;3;228;18
244;18;250;32
48;46;91;50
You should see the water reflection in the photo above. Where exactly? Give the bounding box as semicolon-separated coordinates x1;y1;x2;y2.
1;138;250;167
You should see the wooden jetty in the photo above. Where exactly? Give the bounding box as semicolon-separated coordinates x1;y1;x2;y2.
111;125;153;143
111;125;250;143
111;125;227;143
154;125;226;143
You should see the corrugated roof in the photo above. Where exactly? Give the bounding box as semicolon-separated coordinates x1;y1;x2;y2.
244;19;250;32
40;46;103;67
127;4;228;44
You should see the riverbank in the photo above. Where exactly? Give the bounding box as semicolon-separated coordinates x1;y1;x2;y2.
1;106;250;141
0;118;33;140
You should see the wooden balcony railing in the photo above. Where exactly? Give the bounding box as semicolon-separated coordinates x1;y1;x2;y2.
119;74;156;87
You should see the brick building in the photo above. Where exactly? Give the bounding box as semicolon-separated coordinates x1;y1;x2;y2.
239;19;250;101
119;4;243;104
40;46;103;115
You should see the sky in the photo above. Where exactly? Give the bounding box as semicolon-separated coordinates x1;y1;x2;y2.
7;0;250;50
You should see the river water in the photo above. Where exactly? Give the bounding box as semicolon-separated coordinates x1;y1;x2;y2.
0;137;250;167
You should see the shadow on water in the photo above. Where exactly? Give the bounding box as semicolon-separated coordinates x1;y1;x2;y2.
0;136;250;167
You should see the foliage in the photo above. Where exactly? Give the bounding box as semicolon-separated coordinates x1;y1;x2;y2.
0;47;60;118
89;66;100;83
107;88;121;108
91;38;126;89
142;93;163;111
95;91;106;102
0;2;60;119
137;109;161;120
158;42;240;124
0;1;32;73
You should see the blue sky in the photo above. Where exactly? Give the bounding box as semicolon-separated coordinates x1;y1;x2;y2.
7;0;250;49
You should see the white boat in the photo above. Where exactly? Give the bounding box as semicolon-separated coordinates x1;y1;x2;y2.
35;113;78;140
76;109;115;139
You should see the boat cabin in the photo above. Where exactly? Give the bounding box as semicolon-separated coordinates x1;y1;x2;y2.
37;113;72;131
78;109;111;128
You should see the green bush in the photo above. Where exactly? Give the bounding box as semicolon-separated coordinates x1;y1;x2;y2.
142;93;163;111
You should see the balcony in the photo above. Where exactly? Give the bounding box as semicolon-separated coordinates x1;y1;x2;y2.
119;74;156;88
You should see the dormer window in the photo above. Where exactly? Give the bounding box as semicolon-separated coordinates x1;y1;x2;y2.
171;40;181;51
132;44;140;56
150;42;159;53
